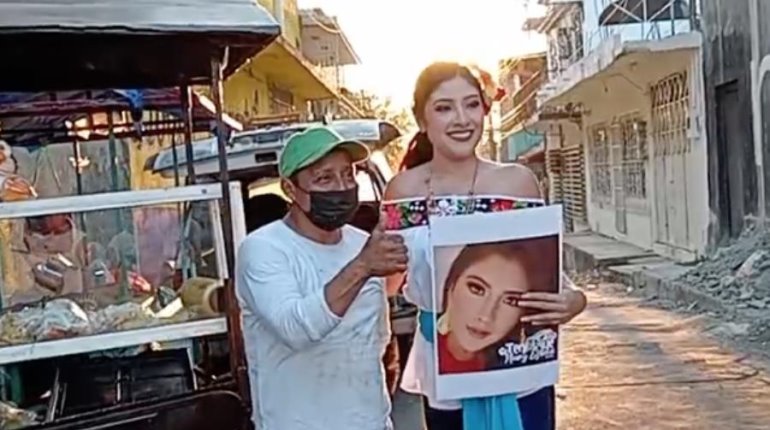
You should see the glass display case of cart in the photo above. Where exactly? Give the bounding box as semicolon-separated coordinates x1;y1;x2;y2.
0;182;245;364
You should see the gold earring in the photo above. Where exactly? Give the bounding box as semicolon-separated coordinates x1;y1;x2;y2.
437;309;451;335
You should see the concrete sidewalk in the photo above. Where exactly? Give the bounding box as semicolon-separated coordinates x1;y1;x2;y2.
563;232;658;272
563;232;733;316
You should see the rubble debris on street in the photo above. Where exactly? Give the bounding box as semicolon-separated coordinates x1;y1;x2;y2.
676;226;770;312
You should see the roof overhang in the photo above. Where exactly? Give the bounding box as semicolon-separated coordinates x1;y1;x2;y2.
300;9;360;66
537;31;701;113
249;36;336;100
0;0;280;91
535;1;582;33
522;16;546;32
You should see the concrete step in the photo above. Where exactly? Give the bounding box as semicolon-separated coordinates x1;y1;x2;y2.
606;256;677;285
564;232;657;272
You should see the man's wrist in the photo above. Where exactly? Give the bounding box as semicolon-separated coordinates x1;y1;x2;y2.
348;255;372;280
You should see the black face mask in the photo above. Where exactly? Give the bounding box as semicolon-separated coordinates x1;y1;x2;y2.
299;186;359;231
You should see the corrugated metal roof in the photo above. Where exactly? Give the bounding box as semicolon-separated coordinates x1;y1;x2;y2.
0;0;280;91
0;0;279;35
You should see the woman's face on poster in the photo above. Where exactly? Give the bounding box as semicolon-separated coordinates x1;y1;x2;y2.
447;253;529;354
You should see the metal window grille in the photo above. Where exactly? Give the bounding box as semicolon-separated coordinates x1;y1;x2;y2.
620;117;649;199
589;126;612;202
651;71;690;157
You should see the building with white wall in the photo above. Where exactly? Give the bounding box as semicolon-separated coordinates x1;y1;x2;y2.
529;0;708;262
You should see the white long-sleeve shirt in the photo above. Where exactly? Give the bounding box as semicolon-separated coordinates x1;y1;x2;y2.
235;221;392;430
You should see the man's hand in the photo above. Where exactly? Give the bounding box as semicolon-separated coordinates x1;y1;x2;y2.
356;216;408;277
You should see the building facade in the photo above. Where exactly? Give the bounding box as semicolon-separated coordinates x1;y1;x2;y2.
521;1;589;232
498;53;549;201
531;0;708;262
299;8;364;119
701;0;770;246
499;52;547;161
223;0;363;126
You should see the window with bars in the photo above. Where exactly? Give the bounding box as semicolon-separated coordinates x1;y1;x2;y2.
589;126;612;201
651;72;690;157
620;118;648;199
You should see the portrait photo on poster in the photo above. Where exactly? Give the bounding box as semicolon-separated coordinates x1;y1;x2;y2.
430;205;562;401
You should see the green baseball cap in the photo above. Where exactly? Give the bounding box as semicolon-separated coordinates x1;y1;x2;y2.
278;126;370;178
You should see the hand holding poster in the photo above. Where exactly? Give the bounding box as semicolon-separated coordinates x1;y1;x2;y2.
430;205;562;400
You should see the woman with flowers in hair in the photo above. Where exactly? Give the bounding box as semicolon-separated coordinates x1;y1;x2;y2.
382;62;587;430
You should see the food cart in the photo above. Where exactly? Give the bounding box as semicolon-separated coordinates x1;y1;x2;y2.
0;1;280;428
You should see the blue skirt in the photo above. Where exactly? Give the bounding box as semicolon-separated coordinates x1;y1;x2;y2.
422;386;555;430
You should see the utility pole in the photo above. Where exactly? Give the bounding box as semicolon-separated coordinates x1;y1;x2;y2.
487;110;497;161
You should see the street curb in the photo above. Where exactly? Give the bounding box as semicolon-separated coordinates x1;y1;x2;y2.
608;264;767;322
563;238;656;274
563;236;754;318
637;271;733;315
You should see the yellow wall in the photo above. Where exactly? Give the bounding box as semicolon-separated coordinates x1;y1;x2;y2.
127;111;212;191
257;0;301;49
224;0;315;121
257;0;275;15
224;67;271;122
283;0;301;49
224;62;312;121
129;136;174;191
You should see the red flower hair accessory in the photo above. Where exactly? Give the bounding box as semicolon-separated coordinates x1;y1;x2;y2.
467;64;506;113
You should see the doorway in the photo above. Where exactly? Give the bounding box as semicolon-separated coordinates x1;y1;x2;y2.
715;80;751;241
651;72;691;250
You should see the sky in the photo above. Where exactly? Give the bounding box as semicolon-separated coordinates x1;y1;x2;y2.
297;0;547;110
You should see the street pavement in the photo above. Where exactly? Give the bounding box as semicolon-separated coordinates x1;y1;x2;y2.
392;285;770;429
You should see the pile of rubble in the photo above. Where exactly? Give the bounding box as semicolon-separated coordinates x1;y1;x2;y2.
677;227;770;311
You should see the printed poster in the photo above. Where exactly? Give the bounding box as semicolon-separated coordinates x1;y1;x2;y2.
430;205;562;400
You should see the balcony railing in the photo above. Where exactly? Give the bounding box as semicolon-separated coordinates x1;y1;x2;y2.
533;0;698;105
501;70;546;129
586;0;695;50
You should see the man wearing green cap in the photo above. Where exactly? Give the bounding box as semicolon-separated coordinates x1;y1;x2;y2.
235;126;407;430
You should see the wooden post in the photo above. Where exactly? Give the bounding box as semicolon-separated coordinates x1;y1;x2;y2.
211;49;251;411
180;84;197;185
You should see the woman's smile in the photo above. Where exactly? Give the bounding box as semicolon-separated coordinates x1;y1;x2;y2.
447;130;475;142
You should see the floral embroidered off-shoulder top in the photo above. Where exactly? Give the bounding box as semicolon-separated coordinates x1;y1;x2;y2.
382;195;545;231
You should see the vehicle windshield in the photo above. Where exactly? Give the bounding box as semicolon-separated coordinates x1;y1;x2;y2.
230;128;303;147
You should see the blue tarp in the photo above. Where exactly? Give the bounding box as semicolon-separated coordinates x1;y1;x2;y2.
505;129;543;160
